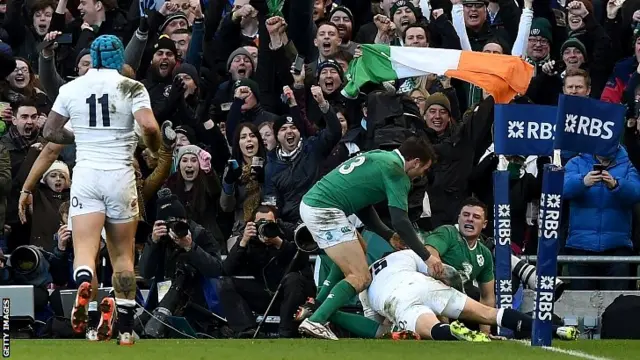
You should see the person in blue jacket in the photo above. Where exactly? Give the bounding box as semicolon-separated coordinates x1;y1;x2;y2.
563;145;640;290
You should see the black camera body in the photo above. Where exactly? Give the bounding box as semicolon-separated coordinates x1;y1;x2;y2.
166;220;190;238
255;219;280;239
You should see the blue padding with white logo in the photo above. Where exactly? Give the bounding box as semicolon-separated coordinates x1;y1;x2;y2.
494;104;557;156
554;95;625;157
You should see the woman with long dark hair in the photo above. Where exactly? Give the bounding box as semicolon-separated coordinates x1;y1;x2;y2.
220;122;267;242
164;145;224;246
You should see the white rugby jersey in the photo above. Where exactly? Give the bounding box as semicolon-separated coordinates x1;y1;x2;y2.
52;69;151;170
366;250;430;309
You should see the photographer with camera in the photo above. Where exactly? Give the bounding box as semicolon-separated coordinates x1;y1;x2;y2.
218;205;315;338
138;189;224;337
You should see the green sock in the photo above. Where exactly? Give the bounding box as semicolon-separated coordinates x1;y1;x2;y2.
316;262;345;303
329;311;380;339
309;279;356;324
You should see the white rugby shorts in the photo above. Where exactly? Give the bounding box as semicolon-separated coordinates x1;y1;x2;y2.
369;272;468;332
299;201;358;249
69;166;139;223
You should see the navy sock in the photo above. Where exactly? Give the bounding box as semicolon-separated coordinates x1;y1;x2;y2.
73;266;93;288
498;308;532;333
116;298;136;334
430;323;458;341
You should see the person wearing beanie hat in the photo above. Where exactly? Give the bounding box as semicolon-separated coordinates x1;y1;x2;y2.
41;160;70;191
227;47;255;81
527;18;553;62
273;115;295;136
155;189;188;222
151;35;178;79
25;158;71;251
232;78;263;112
317;59;344;95
159;12;189;36
424;92;452;135
75;48;92;76
560;38;587;71
329;6;355;42
173;63;200;94
175;125;197;147
390;0;418;37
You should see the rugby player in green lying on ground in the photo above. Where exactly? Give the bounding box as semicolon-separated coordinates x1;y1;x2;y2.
297;136;444;340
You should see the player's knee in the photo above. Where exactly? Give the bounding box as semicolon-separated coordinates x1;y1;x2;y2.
346;272;371;292
112;270;136;298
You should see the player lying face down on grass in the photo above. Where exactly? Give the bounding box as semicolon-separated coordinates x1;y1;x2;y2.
297;136;444;340
358;250;578;342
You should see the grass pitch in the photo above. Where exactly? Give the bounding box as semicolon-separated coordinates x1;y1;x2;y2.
5;339;637;360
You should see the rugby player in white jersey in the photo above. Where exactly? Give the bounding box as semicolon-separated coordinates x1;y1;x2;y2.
42;35;162;345
361;250;579;341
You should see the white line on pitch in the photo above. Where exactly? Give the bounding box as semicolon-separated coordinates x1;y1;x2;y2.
514;339;614;360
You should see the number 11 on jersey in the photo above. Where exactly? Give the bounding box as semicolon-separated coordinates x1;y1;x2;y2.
86;94;111;127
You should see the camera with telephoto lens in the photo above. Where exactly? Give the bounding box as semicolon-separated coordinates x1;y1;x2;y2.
254;219;280;239
140;261;197;338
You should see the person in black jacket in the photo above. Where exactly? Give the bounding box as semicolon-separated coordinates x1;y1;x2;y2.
142;36;178;118
218;205;315;338
139;189;223;328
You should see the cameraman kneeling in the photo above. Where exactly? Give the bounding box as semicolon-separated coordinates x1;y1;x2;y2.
219;205;315;338
139;190;224;335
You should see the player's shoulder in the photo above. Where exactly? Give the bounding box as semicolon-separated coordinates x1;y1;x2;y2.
477;240;493;255
429;225;458;238
58;76;85;94
113;75;147;98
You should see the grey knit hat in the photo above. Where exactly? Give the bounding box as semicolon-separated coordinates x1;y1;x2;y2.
226;47;255;72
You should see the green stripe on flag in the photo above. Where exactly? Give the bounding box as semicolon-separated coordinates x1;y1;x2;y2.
341;44;398;99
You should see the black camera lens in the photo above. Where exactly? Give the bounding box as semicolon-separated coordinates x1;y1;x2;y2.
168;221;190;238
256;220;279;238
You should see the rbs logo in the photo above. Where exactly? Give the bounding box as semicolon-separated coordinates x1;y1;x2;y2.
507;121;555;140
564;114;614;140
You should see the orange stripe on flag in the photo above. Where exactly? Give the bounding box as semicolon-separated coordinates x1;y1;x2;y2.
444;51;534;104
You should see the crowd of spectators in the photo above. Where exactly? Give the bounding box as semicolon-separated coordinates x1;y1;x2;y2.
0;0;640;338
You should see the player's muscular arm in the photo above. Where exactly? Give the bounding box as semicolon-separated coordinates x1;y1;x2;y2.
355;206;395;240
43;111;74;144
479;280;496;334
388;207;431;260
134;108;162;153
425;245;442;260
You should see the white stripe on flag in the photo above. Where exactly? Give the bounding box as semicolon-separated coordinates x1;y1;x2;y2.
389;47;462;79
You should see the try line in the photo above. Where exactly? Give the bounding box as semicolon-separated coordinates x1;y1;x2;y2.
514;339;614;360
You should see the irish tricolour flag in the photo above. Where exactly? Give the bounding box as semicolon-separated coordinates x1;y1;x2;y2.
342;44;534;104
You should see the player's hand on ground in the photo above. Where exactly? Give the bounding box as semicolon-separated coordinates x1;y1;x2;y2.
389;233;407;250
152;220;168;243
18;191;33;224
426;255;444;278
488;334;507;341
